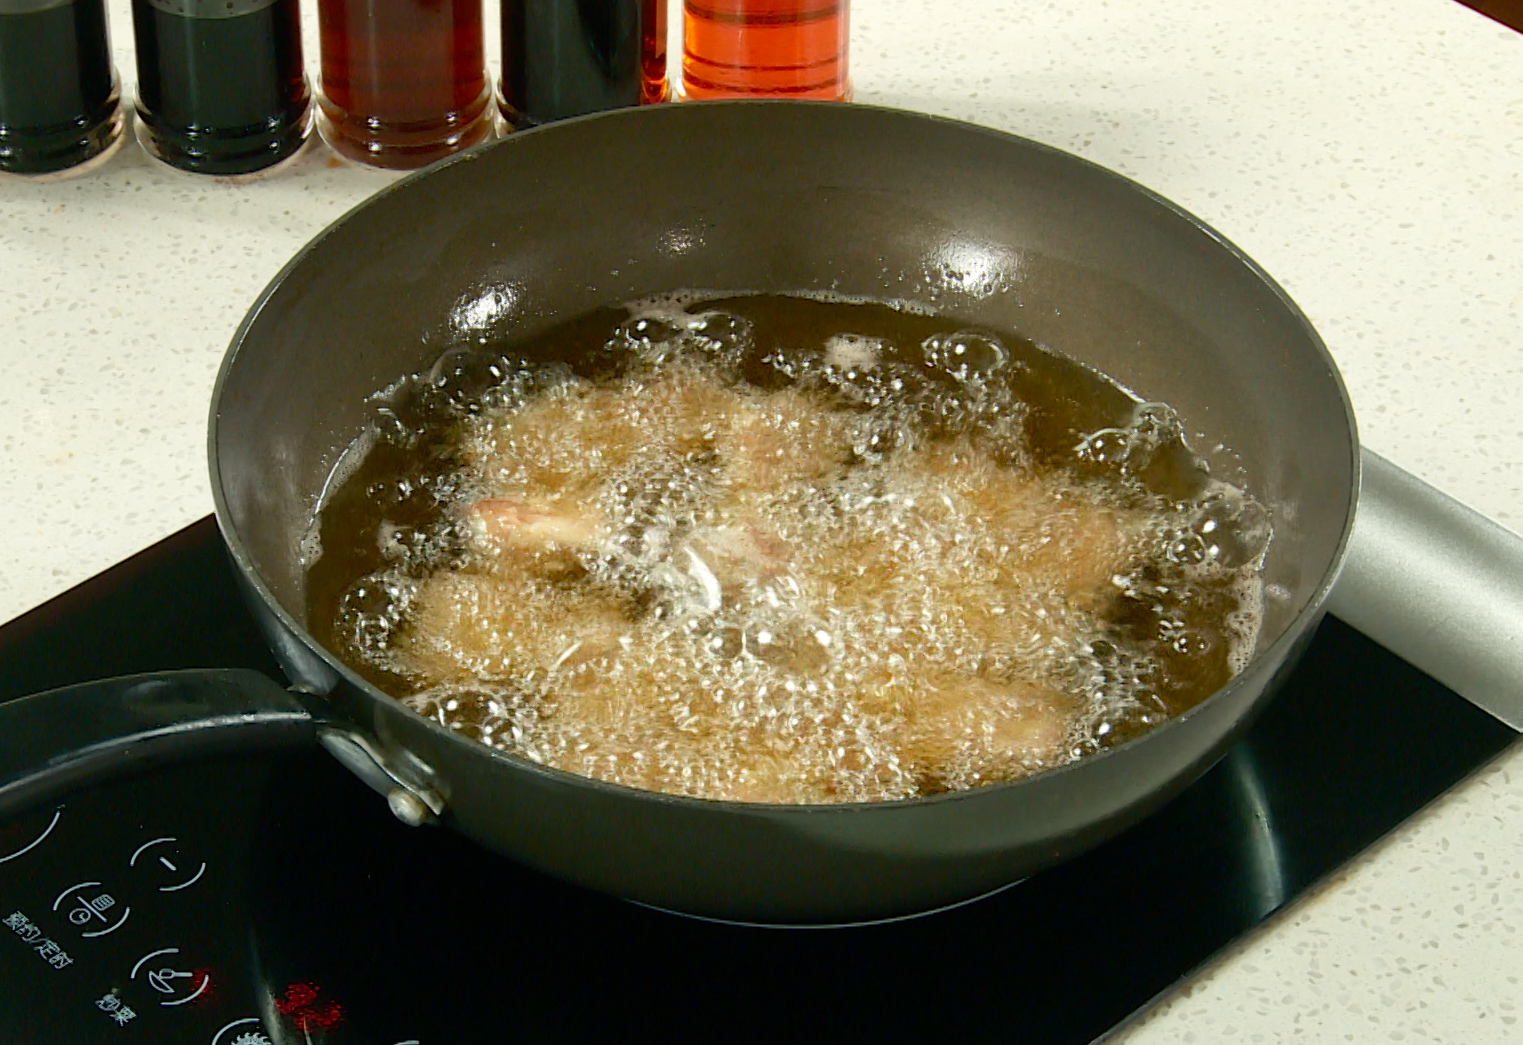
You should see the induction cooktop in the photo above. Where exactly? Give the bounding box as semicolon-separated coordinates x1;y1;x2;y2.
0;517;1516;1044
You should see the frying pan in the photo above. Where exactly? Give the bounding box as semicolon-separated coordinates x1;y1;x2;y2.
0;102;1358;923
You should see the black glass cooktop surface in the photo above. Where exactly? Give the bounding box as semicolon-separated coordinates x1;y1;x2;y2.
0;518;1516;1045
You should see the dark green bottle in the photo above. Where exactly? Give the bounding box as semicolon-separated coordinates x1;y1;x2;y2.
0;0;123;174
131;0;311;175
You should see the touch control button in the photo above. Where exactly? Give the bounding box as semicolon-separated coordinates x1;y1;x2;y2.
129;837;207;892
131;947;213;1006
210;1017;272;1045
0;808;62;866
52;881;131;937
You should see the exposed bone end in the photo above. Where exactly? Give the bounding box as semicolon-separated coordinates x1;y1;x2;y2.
467;499;606;552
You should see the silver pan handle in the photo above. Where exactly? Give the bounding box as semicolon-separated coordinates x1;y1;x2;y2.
1328;449;1523;732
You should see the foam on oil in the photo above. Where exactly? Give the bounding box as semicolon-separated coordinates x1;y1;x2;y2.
305;293;1270;803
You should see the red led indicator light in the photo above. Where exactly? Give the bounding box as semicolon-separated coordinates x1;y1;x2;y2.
275;981;345;1032
189;967;217;1006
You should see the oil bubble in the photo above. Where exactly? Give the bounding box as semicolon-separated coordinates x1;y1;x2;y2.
422;348;514;417
1193;491;1272;568
686;310;751;367
1164;530;1207;565
372;407;416;449
922;330;1007;380
337;570;416;666
1171;630;1213;657
1132;402;1183;443
1075;428;1133;469
617;314;682;348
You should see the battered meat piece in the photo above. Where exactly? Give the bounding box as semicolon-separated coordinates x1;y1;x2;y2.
391;356;1175;803
887;437;1154;612
463;364;738;489
712;385;859;494
895;674;1076;792
398;566;631;685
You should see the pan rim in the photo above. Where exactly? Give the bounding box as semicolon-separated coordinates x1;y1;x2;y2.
208;99;1361;815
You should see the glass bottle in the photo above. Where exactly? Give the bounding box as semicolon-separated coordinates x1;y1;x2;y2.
640;0;668;106
682;0;849;101
499;0;667;130
0;0;123;175
131;0;310;176
316;0;493;169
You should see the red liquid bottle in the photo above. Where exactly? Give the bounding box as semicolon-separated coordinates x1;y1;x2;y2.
316;0;493;170
682;0;849;101
641;0;668;106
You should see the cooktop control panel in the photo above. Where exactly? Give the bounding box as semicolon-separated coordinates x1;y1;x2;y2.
0;754;425;1045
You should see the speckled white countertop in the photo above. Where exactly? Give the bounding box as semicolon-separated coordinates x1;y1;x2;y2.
2;0;1520;1039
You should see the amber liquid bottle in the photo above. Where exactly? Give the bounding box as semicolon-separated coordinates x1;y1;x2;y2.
316;0;493;169
682;0;849;101
499;0;666;130
132;0;310;175
0;0;123;174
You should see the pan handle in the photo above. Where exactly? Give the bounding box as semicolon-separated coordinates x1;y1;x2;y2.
1328;450;1523;733
0;669;316;819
